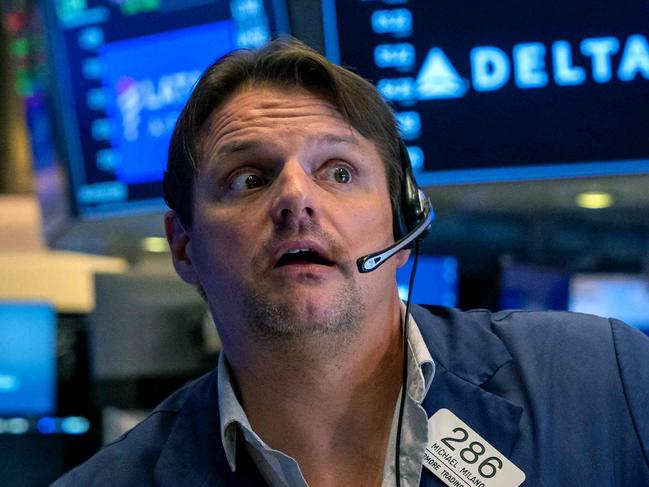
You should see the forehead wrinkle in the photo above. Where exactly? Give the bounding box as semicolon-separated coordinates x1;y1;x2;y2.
215;131;357;158
197;87;359;170
234;89;340;114
236;101;346;130
206;87;342;133
199;128;278;173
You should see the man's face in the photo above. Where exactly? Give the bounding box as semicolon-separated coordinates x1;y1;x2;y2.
168;86;402;344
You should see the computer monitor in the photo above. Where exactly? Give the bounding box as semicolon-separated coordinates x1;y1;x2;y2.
91;272;208;381
0;302;57;416
322;0;649;184
38;0;289;219
568;274;649;333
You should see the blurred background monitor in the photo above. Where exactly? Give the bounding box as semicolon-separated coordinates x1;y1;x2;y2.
36;0;289;223
500;262;570;311
323;0;649;184
0;301;56;417
568;273;649;334
396;255;458;306
0;302;95;485
91;272;210;382
90;271;215;410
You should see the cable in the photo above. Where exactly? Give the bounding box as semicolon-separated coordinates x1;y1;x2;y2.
395;239;421;487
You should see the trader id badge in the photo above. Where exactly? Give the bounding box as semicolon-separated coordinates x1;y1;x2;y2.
423;409;525;487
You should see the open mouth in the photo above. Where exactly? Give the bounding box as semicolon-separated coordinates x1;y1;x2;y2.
274;249;335;268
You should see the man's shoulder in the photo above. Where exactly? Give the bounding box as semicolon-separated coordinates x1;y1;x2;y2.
474;307;649;365
414;304;649;384
416;304;647;354
51;370;216;486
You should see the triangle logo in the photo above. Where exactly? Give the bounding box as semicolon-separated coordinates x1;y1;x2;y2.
415;48;469;99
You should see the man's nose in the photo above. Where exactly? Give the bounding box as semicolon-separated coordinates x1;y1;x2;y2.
269;160;317;227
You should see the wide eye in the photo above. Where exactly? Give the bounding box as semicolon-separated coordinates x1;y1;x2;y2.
325;164;353;184
228;171;266;191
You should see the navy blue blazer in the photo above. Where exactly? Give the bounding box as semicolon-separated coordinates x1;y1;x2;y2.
53;306;649;486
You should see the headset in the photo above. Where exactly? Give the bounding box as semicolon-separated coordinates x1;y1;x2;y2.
356;140;434;273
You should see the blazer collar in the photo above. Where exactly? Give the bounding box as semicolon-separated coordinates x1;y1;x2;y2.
152;370;267;486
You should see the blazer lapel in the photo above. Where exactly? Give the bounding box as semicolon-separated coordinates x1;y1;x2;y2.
152;370;223;486
153;367;267;486
411;306;523;486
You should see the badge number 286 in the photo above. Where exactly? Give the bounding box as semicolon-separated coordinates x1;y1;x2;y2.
441;427;502;478
423;409;525;487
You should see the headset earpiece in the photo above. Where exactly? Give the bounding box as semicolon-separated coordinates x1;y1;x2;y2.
394;139;431;244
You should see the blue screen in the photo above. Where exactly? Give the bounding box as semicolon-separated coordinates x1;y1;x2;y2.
41;0;289;218
100;21;236;185
569;274;649;332
323;0;649;184
0;302;56;416
396;255;458;306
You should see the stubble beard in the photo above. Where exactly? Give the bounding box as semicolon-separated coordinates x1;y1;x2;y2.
241;277;364;354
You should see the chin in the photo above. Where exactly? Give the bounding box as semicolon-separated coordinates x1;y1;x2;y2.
242;284;363;342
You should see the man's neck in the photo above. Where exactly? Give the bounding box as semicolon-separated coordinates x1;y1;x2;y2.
224;297;404;487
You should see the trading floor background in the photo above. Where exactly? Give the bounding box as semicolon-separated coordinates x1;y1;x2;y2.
0;1;647;485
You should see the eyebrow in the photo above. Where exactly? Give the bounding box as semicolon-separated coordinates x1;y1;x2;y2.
215;140;262;156
310;133;360;147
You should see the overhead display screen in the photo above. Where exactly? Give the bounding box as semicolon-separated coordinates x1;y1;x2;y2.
41;0;288;218
323;0;649;184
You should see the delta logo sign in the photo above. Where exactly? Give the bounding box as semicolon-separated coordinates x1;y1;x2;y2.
377;34;649;102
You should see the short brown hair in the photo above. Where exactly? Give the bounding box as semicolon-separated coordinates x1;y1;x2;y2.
164;37;404;230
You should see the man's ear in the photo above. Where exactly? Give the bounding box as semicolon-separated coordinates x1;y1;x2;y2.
395;249;411;268
164;211;200;285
